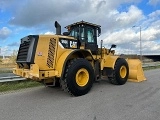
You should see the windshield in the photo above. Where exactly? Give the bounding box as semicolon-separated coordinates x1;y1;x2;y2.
69;27;85;42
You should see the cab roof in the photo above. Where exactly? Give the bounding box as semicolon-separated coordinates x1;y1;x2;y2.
65;20;101;29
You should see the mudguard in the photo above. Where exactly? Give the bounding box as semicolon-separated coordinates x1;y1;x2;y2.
56;49;93;78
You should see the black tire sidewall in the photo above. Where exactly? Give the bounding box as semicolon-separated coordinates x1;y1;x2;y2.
115;58;129;85
66;59;94;96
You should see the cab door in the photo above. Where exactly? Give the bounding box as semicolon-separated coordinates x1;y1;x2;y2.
85;27;98;54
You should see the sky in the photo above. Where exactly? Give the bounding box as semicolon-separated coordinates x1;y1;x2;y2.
0;0;160;56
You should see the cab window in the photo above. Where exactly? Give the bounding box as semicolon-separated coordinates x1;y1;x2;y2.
87;28;94;43
69;28;78;38
80;27;85;42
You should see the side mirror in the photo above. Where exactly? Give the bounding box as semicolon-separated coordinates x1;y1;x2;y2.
109;44;116;53
98;27;101;37
63;32;69;36
111;44;116;48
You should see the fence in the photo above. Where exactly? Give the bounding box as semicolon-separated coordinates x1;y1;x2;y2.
0;76;26;83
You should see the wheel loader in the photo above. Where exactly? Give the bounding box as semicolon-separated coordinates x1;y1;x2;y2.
13;21;146;96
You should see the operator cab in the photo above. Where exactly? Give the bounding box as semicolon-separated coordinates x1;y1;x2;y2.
65;21;101;54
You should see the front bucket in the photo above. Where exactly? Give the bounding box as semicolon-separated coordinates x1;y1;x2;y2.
127;59;146;82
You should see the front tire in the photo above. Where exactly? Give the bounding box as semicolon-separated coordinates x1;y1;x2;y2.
62;58;94;96
109;58;129;85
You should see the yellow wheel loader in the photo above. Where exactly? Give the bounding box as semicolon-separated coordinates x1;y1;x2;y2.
13;21;146;96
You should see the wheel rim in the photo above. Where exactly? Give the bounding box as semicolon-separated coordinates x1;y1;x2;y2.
120;66;127;78
76;68;89;87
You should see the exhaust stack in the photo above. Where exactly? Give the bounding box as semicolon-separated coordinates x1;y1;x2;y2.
55;21;61;35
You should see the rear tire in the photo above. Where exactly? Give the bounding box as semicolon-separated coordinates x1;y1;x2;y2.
62;58;94;96
109;58;129;85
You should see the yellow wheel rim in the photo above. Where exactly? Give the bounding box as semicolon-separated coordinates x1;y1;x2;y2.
120;66;127;78
76;68;89;87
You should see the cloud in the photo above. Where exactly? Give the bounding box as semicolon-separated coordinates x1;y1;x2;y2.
0;45;19;56
115;5;143;26
101;5;144;44
148;0;160;6
8;42;19;47
100;5;160;55
103;28;135;44
1;0;159;55
142;27;160;41
0;46;9;55
0;27;12;39
0;0;20;12
99;5;144;33
148;10;160;20
44;31;55;35
9;0;88;27
8;0;138;28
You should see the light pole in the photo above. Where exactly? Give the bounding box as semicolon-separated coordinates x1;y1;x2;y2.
132;26;142;62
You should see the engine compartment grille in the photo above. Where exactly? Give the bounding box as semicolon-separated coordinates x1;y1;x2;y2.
47;38;56;68
16;35;39;67
17;41;30;61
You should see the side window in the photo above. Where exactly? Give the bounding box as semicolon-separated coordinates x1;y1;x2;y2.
74;30;78;38
87;28;94;43
70;30;74;37
69;28;78;38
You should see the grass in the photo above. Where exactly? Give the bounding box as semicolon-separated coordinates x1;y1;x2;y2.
0;69;13;73
0;64;16;68
0;80;42;93
143;65;160;71
0;64;43;93
0;64;15;73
